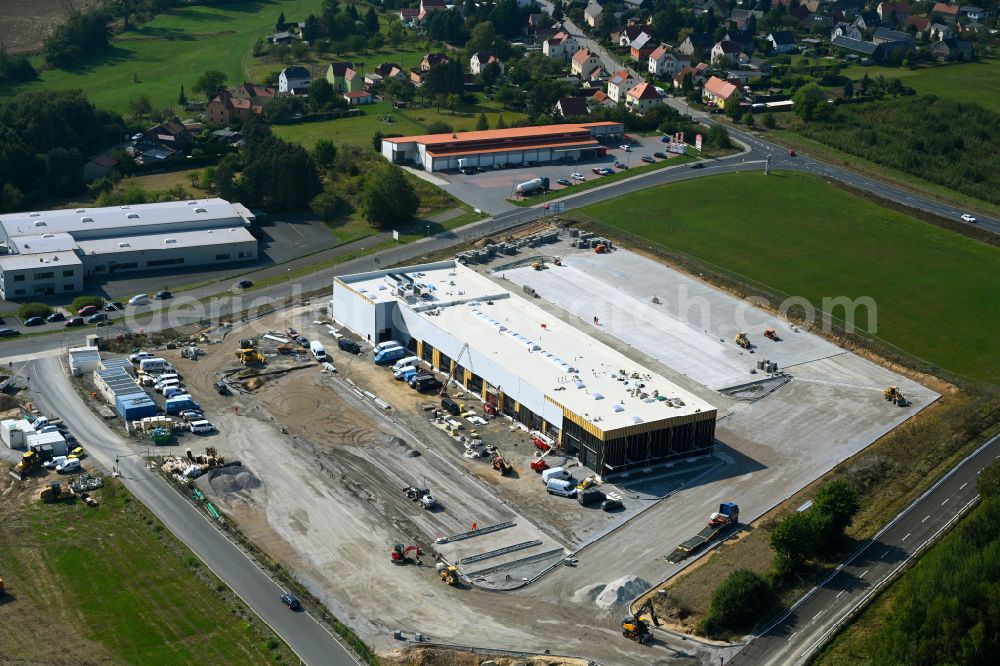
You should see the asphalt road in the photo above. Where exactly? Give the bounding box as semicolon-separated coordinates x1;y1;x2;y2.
24;355;361;666
728;431;1000;665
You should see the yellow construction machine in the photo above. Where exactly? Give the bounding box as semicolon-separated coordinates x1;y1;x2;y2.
735;332;751;349
622;599;659;643
9;451;41;480
235;338;265;365
883;386;908;407
436;562;459;585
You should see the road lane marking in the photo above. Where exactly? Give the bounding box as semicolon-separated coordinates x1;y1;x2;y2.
942;498;950;505
922;515;930;523
788;631;798;641
902;533;911;541
812;612;822;621
881;550;889;559
861;570;869;578
836;590;845;598
960;483;967;490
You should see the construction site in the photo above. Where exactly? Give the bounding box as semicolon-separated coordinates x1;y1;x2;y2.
0;220;941;664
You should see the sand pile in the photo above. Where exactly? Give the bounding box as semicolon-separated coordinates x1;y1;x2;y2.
593;575;650;610
208;465;262;496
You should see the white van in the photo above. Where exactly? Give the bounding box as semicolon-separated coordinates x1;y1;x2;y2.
541;467;572;485
392;356;420;372
56;458;81;474
309;340;327;361
546;478;577;497
153;373;180;386
139;358;170;374
373;340;402;355
155;379;181;394
128;293;150;306
189;420;216;434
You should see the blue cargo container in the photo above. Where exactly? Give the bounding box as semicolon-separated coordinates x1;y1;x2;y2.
115;391;158;421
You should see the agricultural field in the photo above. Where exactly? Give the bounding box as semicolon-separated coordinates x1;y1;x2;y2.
841;57;1000;113
0;0;103;54
0;476;290;664
576;171;1000;383
0;0;324;114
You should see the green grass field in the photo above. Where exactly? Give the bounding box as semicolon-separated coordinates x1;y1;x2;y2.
841;57;1000;113
0;479;288;664
0;0;323;114
577;171;1000;383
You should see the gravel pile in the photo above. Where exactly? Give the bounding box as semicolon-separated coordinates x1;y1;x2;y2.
208;466;262;496
593;575;651;610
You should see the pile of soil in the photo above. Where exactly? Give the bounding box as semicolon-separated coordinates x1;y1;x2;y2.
207;465;262;497
592;575;651;610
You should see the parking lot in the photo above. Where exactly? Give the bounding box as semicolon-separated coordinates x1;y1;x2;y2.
434;134;686;214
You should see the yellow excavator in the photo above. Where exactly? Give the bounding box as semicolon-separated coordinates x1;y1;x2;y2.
622;600;659;643
735;332;751;349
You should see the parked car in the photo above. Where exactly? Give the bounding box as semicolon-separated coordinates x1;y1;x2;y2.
602;498;624;511
556;178;572;186
214;379;230;396
653;152;667;159
281;593;301;610
87;312;108;324
460;167;476;175
232;280;253;291
599;167;614;175
179;410;205;422
295;335;309;348
788;149;796;156
65;317;85;328
620;144;631;152
641;155;655;163
104;301;123;311
0;328;20;337
690;162;705;169
614;161;627;169
570;172;585;181
338;338;362;354
128;294;149;306
189;420;216;434
961;213;977;223
77;305;99;317
154;290;172;300
46;312;66;322
24;317;44;327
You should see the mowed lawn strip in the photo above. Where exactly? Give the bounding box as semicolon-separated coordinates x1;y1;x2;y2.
578;171;1000;382
0;481;283;664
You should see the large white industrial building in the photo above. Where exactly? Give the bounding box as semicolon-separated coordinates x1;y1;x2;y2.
0;198;257;300
331;260;718;478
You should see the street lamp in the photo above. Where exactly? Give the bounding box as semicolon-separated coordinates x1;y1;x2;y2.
426;225;431;239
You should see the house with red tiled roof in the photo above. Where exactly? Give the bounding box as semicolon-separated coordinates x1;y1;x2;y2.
648;45;690;76
418;0;446;22
590;90;613;107
207;90;266;125
630;33;656;61
421;53;450;71
543;31;578;61
932;2;959;21
571;48;601;77
625;81;664;114
905;15;931;37
343;90;373;105
673;63;708;89
877;1;912;24
702;75;740;109
606;70;639;103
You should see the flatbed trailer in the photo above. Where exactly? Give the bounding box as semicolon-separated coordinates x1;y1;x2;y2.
666;502;739;563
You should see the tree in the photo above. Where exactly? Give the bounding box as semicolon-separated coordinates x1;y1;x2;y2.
178;85;187;106
276;11;286;32
0;184;25;213
383;77;415;105
682;72;694;93
446;93;461;114
71;296;104;312
311;186;346;222
194;70;228;100
388;22;404;48
312;139;338;168
793;82;826;121
706;123;731;148
425;120;453;134
481;60;502;87
364;8;380;37
552;0;564;21
979;461;1000;499
496;114;507;129
476;112;489;131
372;130;384;153
769;511;821;564
701;570;776;636
467;22;497;55
813;479;859;540
129;94;153;122
599;11;617;40
762;112;776;129
425;60;465;96
302;14;322;42
16;302;53;321
309;77;335;109
363;164;419;228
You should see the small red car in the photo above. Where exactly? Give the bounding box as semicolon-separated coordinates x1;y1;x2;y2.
76;305;98;316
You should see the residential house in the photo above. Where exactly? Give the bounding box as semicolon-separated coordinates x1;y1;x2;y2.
904;15;931;38
631;34;656;61
831;22;864;40
554;96;590;117
873;26;916;55
694;0;730;17
375;63;406;80
470;52;504;76
624;0;649;8
607;70;639;103
711;40;743;65
207;90;265;125
960;6;987;21
267;31;297;45
932;2;960;22
618;26;649;47
399;7;420;23
233;82;276;108
543;31;578;61
932;36;973;60
326;62;357;92
130;117;194;163
673;63;709;89
929;22;953;40
767;31;796;53
831;35;883;57
803;14;835;31
877;1;911;25
421;53;450;71
365;73;383;87
82;153;118;182
729;8;762;25
625;81;664;114
584;2;603;28
590;90;614;107
648;45;689;77
854;11;880;31
571;48;602;77
418;0;446;23
678;33;714;56
702;76;740;109
343;90;373;105
278;66;311;94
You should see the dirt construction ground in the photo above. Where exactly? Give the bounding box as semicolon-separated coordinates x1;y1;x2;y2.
0;0;102;53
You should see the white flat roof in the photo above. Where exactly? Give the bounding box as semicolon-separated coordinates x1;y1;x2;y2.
0;198;247;239
75;226;256;255
0;250;82;271
10;232;77;254
341;262;716;431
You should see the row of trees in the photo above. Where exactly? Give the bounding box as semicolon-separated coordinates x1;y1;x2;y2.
43;7;111;67
795;95;1000;205
0;90;126;211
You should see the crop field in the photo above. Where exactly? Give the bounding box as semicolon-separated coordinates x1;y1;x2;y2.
0;0;103;54
577;171;1000;383
0;477;288;664
841;57;1000;113
0;0;323;114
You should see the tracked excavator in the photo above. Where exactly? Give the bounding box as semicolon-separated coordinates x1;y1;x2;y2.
622;600;660;643
390;543;422;565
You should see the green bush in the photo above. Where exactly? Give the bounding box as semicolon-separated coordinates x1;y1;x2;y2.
16;302;53;320
70;296;104;312
700;569;776;636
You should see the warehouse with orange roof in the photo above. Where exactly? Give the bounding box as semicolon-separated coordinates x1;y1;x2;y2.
380;122;625;172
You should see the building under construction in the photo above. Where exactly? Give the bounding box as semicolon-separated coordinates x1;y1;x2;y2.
331;261;717;478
